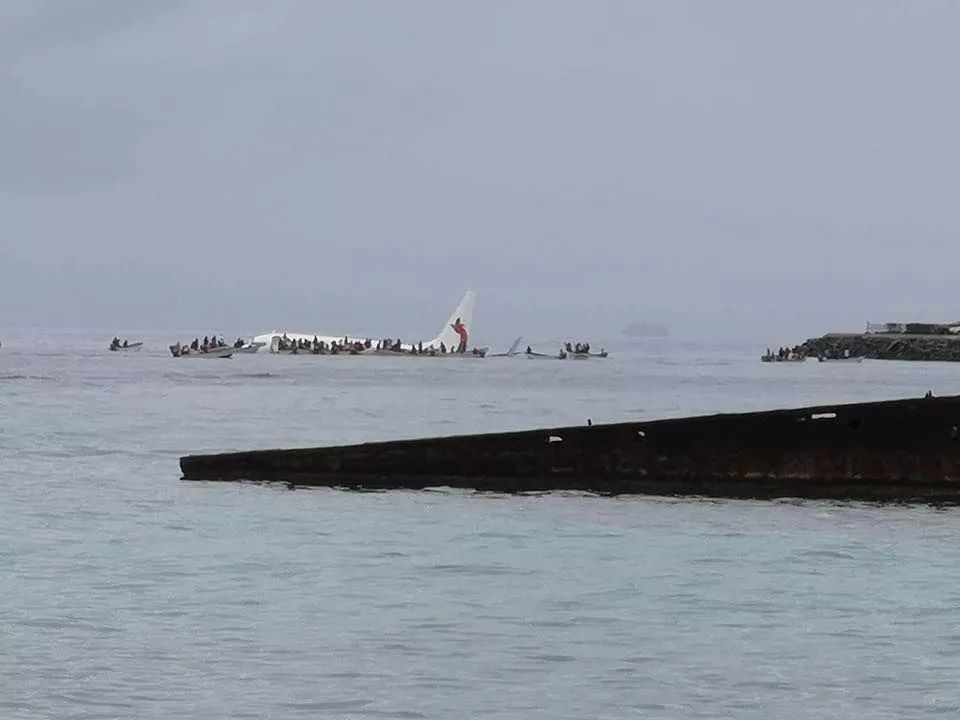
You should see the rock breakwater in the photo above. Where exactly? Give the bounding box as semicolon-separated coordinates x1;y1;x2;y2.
803;333;960;361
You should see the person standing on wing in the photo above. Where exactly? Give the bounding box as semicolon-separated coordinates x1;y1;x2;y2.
451;317;468;353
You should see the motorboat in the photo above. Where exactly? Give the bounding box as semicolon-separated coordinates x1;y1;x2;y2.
761;354;806;363
818;355;864;364
109;340;142;352
525;348;567;360
169;343;233;358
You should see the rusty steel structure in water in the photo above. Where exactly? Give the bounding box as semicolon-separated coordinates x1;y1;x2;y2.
180;396;960;502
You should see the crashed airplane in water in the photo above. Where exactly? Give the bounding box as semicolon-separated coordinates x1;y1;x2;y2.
252;291;483;356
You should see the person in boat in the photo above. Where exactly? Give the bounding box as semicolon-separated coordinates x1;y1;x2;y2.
418;340;423;355
565;342;572;353
122;339;128;348
440;342;447;354
526;345;532;354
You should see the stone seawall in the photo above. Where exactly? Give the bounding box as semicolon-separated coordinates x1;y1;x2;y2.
802;333;960;361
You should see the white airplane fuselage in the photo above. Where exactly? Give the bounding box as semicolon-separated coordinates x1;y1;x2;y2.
253;291;477;354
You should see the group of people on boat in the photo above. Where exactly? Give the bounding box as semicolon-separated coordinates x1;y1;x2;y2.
109;337;132;350
277;335;372;354
524;342;607;359
373;338;480;355
180;336;234;352
276;334;482;356
763;346;807;362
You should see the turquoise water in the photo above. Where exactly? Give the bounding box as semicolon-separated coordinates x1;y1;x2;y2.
3;333;960;718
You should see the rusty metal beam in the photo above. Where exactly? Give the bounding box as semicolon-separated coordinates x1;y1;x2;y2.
179;396;960;501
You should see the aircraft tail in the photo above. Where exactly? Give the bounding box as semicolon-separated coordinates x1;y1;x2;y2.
427;291;476;350
505;336;523;356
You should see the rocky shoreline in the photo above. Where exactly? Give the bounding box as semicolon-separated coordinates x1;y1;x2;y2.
802;333;960;362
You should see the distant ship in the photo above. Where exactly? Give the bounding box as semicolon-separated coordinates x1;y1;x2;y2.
622;321;669;338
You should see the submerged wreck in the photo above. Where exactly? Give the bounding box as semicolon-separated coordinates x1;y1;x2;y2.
180;396;960;502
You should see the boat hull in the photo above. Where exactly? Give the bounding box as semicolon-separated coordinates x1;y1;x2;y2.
170;346;234;358
525;352;565;360
180;395;960;502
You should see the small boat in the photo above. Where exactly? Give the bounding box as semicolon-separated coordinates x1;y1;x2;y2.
818;355;864;364
109;341;143;352
232;342;263;354
169;343;233;359
445;347;488;358
569;350;609;359
525;348;567;360
761;354;807;363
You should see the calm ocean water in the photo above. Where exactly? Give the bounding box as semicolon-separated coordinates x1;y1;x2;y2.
3;330;960;719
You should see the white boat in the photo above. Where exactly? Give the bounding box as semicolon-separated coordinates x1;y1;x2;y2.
232;343;262;354
818;355;864;364
109;341;142;352
255;291;485;357
525;348;567;360
169;343;233;359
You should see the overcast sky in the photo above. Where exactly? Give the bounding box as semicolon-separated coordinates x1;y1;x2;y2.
2;1;959;343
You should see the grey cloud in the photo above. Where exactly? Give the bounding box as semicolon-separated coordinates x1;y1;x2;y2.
2;1;960;342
